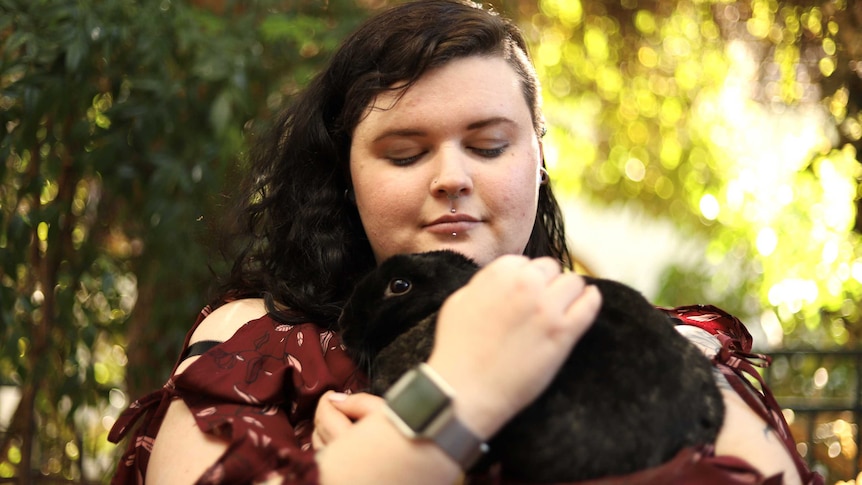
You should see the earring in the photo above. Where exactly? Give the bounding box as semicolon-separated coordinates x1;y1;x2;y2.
344;188;356;204
539;167;549;186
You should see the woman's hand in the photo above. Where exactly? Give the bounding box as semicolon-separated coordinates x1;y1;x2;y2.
312;391;385;450
316;256;599;484
427;255;602;440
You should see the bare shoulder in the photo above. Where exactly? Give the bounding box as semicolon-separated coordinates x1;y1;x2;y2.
714;388;803;485
192;298;268;341
174;298;267;376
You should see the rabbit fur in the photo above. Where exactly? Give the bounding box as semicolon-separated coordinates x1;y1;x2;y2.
338;250;724;482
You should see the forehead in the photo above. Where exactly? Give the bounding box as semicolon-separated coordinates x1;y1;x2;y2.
353;56;532;136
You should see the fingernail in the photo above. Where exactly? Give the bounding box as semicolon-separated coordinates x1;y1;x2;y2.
328;392;348;402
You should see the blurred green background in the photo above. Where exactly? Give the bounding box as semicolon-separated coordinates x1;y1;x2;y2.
1;0;860;482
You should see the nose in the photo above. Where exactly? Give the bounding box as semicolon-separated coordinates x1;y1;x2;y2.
429;147;473;199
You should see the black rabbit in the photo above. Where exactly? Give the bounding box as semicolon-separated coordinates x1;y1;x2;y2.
338;250;724;482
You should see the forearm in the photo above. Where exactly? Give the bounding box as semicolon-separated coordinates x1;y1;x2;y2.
148;399;462;485
146;399;230;485
316;409;462;484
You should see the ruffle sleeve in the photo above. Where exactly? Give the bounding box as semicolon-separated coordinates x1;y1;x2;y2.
660;304;824;485
108;308;365;484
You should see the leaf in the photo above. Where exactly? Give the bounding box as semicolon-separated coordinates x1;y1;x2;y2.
209;89;232;135
3;30;33;53
65;36;88;72
259;15;296;42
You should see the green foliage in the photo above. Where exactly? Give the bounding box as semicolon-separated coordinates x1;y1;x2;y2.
0;0;367;481
2;0;861;481
530;0;861;480
529;0;862;347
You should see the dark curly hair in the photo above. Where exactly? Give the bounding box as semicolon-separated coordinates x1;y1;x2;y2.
219;0;572;327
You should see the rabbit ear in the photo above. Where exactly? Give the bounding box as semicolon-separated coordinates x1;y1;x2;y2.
338;267;388;352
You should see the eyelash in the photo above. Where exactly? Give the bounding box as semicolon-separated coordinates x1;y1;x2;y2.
389;145;508;166
390;154;422;166
474;146;507;158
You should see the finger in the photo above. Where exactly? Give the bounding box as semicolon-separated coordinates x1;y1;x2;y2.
479;256;560;294
313;392;355;447
542;271;587;310
527;256;563;280
561;284;602;339
533;273;598;340
328;392;386;420
311;429;325;450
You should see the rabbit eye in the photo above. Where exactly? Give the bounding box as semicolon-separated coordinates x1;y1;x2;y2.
386;278;412;296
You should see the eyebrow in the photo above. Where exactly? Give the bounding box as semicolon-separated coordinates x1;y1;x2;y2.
466;116;517;131
371;116;518;143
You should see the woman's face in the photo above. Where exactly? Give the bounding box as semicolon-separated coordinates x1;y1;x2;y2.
349;55;543;266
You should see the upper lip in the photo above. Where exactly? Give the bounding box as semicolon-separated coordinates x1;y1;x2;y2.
425;214;480;226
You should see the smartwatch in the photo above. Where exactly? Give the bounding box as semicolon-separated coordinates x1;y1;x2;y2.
383;363;489;470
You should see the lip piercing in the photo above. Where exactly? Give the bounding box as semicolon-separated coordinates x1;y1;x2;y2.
447;191;459;214
451;232;457;237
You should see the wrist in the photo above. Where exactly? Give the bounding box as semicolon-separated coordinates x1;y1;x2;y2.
383;363;489;470
425;356;512;440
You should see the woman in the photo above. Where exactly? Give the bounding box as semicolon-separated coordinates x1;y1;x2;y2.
109;1;819;483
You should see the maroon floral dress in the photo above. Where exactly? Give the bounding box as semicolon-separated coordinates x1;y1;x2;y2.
108;307;366;484
108;303;823;484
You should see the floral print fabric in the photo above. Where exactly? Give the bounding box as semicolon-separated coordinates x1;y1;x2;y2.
108;307;365;484
109;303;822;484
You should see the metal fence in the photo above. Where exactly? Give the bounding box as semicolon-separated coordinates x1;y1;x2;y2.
764;349;862;483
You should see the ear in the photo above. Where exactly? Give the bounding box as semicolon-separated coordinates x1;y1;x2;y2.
538;138;545;165
343;167;356;205
537;141;549;187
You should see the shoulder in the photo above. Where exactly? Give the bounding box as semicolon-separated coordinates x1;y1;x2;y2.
174;298;268;376
659;304;753;353
664;305;812;484
191;298;269;342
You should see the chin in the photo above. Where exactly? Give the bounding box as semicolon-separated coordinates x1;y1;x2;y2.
424;244;498;267
376;239;514;267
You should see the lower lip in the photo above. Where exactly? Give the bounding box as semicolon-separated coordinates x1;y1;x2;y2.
425;221;479;235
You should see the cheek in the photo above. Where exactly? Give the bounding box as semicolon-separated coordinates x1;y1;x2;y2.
496;160;540;214
494;162;540;253
355;175;418;228
359;197;402;225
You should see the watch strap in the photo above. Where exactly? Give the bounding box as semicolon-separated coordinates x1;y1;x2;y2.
425;405;490;470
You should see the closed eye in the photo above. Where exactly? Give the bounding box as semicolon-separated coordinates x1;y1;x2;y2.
392;146;505;164
471;145;508;158
389;153;425;166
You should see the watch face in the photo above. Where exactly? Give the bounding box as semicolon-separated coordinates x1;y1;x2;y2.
386;368;451;433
